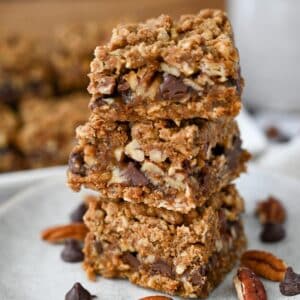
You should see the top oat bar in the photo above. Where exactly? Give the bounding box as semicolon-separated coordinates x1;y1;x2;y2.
88;9;242;122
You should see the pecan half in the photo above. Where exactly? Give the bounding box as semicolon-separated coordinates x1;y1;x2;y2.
256;196;286;224
234;267;267;300
241;250;287;281
41;223;88;244
139;296;173;300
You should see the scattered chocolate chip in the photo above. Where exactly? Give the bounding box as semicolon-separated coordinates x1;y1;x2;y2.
159;74;190;100
61;239;84;263
265;126;290;143
122;162;149;186
260;223;286;243
121;252;140;271
280;267;300;296
150;259;175;279
70;203;87;223
65;282;96;300
68;152;85;176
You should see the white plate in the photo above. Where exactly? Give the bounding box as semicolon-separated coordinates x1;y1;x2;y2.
0;166;299;300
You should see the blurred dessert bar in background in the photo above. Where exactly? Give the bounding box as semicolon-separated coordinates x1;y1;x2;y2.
16;94;89;169
0;22;109;172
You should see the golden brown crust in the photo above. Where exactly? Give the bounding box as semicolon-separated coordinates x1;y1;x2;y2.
88;9;243;122
83;186;246;298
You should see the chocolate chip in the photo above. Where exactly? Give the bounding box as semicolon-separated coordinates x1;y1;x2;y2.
150;259;175;279
280;267;300;296
61;239;84;263
260;223;285;243
118;79;132;103
94;241;103;254
0;81;20;108
70;203;87;223
68;151;85;176
159;74;189;100
89;97;106;110
65;282;96;300
0;147;9;155
265;126;290;143
121;252;140;271
211;144;225;156
226;136;242;170
226;76;242;95
190;267;207;285
117;80;130;93
122;162;149;186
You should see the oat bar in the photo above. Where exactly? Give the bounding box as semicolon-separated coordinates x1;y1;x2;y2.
83;185;246;298
16;94;89;169
68;117;249;212
88;9;242;122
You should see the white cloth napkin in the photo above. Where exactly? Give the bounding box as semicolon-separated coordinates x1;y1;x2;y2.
237;109;300;180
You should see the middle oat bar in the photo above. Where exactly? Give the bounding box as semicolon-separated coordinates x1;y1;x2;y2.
68;114;249;213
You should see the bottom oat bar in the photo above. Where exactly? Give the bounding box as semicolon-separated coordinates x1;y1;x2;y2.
83;185;246;298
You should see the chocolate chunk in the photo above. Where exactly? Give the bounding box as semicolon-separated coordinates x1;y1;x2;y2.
226;76;242;95
226;136;242;170
94;241;103;254
68;151;85;176
65;282;96;300
118;79;132;103
265;126;290;143
122;162;149;186
211;144;225;156
280;267;300;296
0;81;20;108
121;252;140;271
70;203;87;223
150;259;175;279
190;267;207;285
89;97;106;110
260;223;285;243
159;74;190;100
0;147;9;155
61;239;84;263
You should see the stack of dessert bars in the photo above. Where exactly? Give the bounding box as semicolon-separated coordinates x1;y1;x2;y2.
67;9;250;298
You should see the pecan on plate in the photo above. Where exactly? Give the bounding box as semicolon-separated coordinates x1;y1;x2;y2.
234;267;267;300
241;250;287;281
